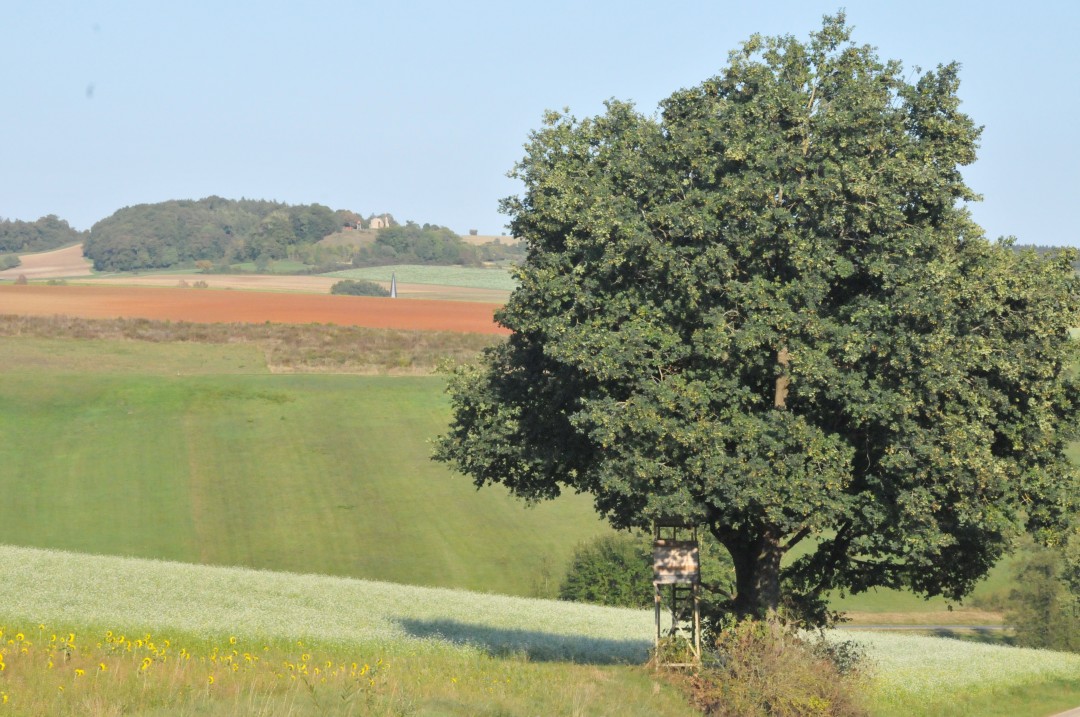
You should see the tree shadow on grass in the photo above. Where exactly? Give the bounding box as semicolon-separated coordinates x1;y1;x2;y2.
929;627;1014;646
397;618;651;665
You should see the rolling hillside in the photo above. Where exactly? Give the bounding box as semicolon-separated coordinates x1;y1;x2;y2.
0;335;605;596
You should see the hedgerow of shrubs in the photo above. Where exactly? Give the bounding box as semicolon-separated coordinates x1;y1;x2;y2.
1006;533;1080;652
558;531;735;609
674;619;869;717
560;532;869;714
330;279;390;297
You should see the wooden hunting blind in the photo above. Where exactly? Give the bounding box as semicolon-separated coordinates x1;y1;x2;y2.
652;521;702;666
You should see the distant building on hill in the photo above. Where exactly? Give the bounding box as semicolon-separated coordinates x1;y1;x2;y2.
369;214;393;230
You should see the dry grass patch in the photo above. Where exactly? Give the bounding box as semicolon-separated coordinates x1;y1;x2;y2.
0;314;500;374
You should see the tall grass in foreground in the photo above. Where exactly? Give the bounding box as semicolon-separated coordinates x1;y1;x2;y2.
0;623;693;716
0;545;654;664
2;546;1079;716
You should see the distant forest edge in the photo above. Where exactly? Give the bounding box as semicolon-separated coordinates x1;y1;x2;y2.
85;197;343;271
1;197;522;273
0;215;87;258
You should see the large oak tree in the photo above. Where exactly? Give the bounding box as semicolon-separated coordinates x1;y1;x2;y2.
434;15;1080;621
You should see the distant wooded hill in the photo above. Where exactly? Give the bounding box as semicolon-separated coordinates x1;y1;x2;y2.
83;197;355;272
0;215;86;254
78;196;522;272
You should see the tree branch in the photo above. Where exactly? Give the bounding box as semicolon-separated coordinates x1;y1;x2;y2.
781;525;812;553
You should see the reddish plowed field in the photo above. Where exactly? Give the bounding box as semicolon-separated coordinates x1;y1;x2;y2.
0;285;509;335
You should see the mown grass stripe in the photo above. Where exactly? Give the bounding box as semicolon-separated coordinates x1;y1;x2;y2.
0;354;608;596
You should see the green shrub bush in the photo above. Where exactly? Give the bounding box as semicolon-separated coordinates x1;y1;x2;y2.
558;533;654;608
673;619;868;717
559;531;735;610
1007;538;1080;652
330;279;390;297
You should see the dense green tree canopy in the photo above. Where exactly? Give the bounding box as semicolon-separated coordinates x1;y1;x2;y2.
0;215;85;254
84;197;342;271
434;15;1080;621
351;221;479;267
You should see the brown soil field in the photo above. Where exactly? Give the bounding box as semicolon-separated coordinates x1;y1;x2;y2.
85;273;342;293
0;244;93;280
0;284;509;334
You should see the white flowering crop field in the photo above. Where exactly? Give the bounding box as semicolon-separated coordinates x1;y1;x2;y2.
843;630;1080;709
0;545;652;663
2;544;1077;712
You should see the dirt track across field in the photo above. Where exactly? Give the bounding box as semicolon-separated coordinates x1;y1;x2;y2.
0;284;509;334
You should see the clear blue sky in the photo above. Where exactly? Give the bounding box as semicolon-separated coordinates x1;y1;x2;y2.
2;1;1077;245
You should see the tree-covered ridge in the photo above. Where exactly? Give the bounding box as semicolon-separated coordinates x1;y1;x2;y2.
351;221;492;267
0;215;86;253
83;196;348;272
79;197;505;272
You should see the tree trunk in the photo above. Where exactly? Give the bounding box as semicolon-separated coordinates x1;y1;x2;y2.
774;346;790;409
718;345;790;618
724;530;784;619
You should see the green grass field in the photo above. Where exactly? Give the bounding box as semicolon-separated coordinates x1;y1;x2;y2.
0;546;698;716
827;551;1020;616
228;259;313;274
0;336;606;596
0;331;1037;614
2;330;1079;715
